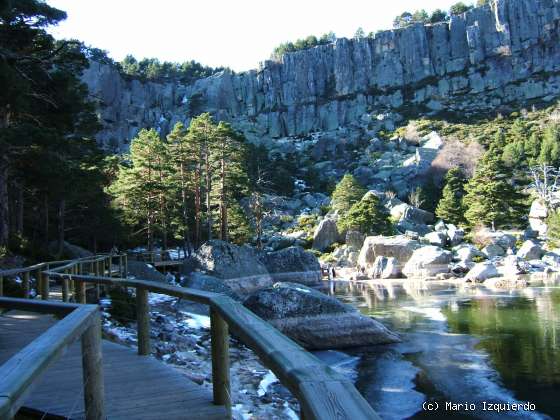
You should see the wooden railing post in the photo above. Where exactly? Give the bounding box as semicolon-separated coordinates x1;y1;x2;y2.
23;271;30;299
124;254;128;279
210;308;231;415
41;267;49;300
36;269;42;297
136;287;150;356
0;275;3;296
81;310;105;420
118;255;123;277
62;269;70;302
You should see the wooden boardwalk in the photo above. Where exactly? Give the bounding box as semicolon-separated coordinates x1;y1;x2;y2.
0;310;227;420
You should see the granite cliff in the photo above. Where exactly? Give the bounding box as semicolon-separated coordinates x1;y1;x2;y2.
84;0;560;152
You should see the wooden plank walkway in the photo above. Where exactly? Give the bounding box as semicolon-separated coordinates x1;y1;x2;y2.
0;310;227;420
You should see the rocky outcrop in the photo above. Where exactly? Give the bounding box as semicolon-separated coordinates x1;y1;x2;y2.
369;256;400;279
181;272;240;300
126;260;167;283
517;239;544;260
83;0;560;153
195;240;273;293
243;282;399;349
258;246;321;285
529;199;548;236
312;218;339;251
402;246;452;278
358;235;420;277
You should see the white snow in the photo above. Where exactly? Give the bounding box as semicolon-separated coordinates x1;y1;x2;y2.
183;312;211;329
257;371;278;397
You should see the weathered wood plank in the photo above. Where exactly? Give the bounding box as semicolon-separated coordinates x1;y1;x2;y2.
136;287;151;356
210;308;231;415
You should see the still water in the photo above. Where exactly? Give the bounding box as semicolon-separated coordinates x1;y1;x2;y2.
322;278;560;419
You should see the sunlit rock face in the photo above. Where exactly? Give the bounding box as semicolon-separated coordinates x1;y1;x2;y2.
84;0;560;150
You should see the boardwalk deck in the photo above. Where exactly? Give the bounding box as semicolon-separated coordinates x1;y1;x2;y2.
0;310;227;420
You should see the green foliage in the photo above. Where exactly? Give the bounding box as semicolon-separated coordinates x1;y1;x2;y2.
436;168;466;225
450;2;473;15
330;174;367;215
272;33;335;58
547;210;560;248
538;124;560;166
338;193;392;235
118;55;222;84
226;202;253;245
393;8;448;28
463;148;528;229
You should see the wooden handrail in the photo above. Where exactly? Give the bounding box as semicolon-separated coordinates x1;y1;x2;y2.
42;262;380;420
0;298;104;419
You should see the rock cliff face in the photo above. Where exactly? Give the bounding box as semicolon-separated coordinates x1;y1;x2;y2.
83;0;560;150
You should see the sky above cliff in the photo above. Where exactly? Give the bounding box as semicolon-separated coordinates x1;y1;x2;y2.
48;0;461;72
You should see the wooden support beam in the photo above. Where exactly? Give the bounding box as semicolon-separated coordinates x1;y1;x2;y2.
23;271;30;299
136;287;150;356
41;270;49;300
210;308;231;416
81;310;105;420
62;270;70;303
0;275;3;297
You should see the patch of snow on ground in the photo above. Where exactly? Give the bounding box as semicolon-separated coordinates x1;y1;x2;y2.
283;402;299;420
183;312;211;329
257;371;278;397
232;404;252;420
149;293;176;305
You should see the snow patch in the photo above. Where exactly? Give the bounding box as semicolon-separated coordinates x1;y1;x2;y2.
257;371;278;397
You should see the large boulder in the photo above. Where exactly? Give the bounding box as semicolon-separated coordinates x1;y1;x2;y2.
497;255;530;277
482;244;506;258
529;199;548;236
181;272;240;300
312;218;339;251
401;206;434;225
516;240;543;260
465;262;499;283
447;224;465;246
453;244;485;262
402;246;452;278
195;240;272;294
369;256;400;279
424;231;447;247
542;251;560;269
243;283;399;349
49;241;93;259
258;246;321;285
126;260;167;283
345;230;365;250
477;229;517;251
357;236;420;275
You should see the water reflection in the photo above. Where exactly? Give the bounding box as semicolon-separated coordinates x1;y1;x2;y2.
326;277;560;419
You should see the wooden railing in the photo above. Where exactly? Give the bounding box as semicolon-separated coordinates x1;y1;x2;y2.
0;298;104;419
1;254;380;419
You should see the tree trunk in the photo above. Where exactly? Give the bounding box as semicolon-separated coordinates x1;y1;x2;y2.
180;163;191;255
57;199;66;256
220;156;228;242
16;183;23;235
0;160;9;247
194;165;201;247
44;195;49;247
205;145;212;241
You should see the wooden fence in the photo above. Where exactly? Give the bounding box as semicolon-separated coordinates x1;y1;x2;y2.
0;254;380;420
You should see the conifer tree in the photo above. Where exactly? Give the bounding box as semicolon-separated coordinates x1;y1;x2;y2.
338;193;392;235
436;167;466;225
463;147;527;230
331;174;367;215
538;124;560;166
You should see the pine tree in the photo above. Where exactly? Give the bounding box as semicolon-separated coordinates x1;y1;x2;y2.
524;132;542;166
547;209;560;248
538;124;560;166
436;167;466;225
338;193;392;235
463;148;527;230
331;174;367;215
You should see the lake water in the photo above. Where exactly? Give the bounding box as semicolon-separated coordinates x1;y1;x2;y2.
321;277;560;420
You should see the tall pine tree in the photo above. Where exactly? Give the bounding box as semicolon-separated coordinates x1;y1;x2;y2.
436;167;466;225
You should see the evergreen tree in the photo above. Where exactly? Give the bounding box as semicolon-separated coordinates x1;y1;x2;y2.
436;167;466;225
338;193;392;235
538;124;560;166
524;132;542;166
331;174;367;215
463;148;527;230
227;202;253;245
546;209;560;248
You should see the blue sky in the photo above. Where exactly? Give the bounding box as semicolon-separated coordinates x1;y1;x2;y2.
48;0;465;71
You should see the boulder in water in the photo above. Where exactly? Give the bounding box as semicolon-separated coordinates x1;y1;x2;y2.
358;235;420;276
244;283;400;349
258;246;321;285
402;246;452;278
369;256;400;279
465;261;499;282
516;240;543;260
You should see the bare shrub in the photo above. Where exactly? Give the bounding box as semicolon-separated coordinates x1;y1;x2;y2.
430;139;484;184
470;224;492;249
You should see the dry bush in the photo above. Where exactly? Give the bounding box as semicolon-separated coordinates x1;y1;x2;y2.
430;139;484;184
470;224;493;249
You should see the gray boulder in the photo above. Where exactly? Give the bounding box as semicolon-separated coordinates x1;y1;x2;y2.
516;240;543;260
453;244;485;262
126;260;167;283
49;241;93;259
402;205;434;225
497;255;530;277
358;235;420;274
312;218;339;251
243;283;399;349
370;256;400;279
424;231;447;247
447;224;465;246
529;199;548;236
465;262;499;283
542;251;560;269
182;272;240;300
402;246;452;278
258;246;321;285
483;244;506;258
